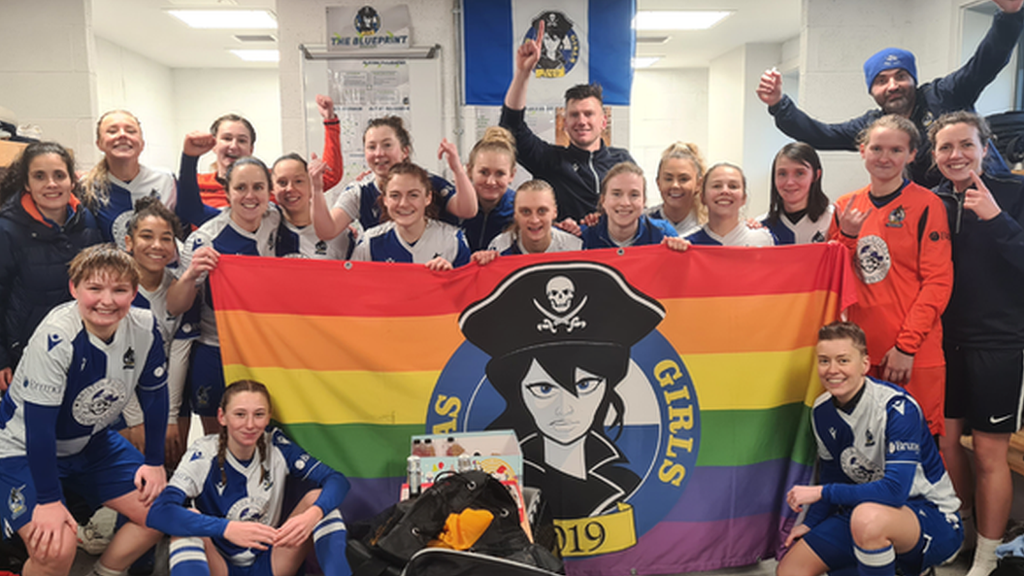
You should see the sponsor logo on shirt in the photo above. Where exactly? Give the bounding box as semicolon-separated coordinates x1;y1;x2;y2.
888;440;920;454
47;334;62;351
25;379;62;396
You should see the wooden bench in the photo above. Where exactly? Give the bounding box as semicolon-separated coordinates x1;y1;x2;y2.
961;431;1024;476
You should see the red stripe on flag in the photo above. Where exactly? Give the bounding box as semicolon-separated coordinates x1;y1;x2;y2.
210;243;855;317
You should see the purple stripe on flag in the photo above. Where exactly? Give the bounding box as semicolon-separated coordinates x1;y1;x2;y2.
567;513;788;576
663;459;812;522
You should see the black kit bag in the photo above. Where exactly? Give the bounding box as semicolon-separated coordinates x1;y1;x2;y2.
403;548;563;576
991;556;1024;576
346;470;563;576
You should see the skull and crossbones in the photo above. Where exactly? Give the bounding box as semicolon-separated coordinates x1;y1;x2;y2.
534;276;587;333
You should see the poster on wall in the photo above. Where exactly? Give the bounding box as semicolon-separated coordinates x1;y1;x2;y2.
328;58;411;180
327;5;411;51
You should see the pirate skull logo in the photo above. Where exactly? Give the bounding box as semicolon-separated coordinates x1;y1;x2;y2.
546;276;574;313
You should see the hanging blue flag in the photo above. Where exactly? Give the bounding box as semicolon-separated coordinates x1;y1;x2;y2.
463;0;636;106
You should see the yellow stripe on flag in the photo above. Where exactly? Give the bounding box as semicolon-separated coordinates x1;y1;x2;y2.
683;347;823;411
223;364;439;425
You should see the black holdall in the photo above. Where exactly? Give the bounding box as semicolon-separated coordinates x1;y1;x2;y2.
346;470;563;576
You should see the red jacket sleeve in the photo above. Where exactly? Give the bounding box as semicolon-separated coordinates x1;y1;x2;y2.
322;119;344;191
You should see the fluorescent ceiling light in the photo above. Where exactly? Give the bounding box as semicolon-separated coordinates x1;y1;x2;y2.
168;9;277;29
230;49;279;62
635;11;732;31
633;57;661;69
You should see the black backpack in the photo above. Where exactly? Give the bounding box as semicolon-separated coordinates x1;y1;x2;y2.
346;470;562;576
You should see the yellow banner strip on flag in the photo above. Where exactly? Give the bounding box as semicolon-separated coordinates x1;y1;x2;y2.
554;503;637;556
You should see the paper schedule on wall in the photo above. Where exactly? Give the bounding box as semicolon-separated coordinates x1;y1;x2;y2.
327;59;411;186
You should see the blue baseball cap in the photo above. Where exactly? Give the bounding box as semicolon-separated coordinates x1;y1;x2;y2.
863;48;917;92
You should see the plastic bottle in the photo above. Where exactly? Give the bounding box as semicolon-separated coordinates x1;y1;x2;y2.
407;455;422;497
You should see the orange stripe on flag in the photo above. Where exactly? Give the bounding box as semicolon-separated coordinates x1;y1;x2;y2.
217;311;463;371
661;290;840;354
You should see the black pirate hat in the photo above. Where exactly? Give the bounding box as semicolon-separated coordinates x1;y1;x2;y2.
459;262;665;363
532;11;573;38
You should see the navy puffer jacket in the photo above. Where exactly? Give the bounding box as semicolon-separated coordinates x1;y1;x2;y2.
0;194;101;371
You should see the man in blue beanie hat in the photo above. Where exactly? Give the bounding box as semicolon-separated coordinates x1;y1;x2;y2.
756;0;1023;188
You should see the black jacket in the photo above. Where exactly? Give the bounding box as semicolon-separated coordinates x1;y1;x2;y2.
0;194;102;370
933;173;1024;347
500;106;634;221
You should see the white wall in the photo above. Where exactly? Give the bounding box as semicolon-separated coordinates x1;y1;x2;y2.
93;38;282;175
629;68;709;206
94;36;177;172
0;0;98;165
708;46;746;168
172;68;282;172
704;43;788;216
963;5;1018;116
742;43;791;217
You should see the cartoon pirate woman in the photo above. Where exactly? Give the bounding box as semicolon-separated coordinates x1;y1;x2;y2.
460;261;664;518
532;11;574;74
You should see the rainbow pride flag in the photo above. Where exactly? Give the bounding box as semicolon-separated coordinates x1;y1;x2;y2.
212;243;855;575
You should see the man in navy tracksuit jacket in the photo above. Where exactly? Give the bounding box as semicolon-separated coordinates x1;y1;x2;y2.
756;1;1024;188
500;20;633;222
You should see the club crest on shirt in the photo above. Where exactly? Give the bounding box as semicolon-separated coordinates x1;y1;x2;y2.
886;206;906;228
123;347;135;370
8;485;26;519
72;379;129;427
196;385;211;409
840;446;883;483
856;235;891;284
864;429;875;447
112;211;134;251
227;496;269;524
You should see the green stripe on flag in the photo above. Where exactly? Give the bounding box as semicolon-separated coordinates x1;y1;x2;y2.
696;403;816;467
275;421;422;479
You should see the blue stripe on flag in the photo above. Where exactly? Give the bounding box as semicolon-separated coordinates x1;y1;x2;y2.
589;0;635;105
464;0;514;106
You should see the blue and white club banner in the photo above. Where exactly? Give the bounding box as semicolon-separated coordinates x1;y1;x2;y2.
463;0;635;106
